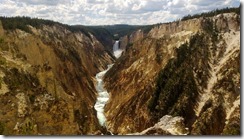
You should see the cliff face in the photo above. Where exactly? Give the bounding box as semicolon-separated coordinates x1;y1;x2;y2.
104;12;240;135
0;22;114;135
119;29;145;50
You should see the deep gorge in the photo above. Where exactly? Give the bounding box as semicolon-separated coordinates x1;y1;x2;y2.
0;7;240;135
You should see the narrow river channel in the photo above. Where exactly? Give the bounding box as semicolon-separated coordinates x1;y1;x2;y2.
94;40;122;128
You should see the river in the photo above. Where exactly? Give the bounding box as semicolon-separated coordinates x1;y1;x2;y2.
94;40;122;128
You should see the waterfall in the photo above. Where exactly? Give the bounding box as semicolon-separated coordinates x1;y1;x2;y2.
113;40;123;58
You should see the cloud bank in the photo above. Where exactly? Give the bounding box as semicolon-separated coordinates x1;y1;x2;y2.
0;0;240;25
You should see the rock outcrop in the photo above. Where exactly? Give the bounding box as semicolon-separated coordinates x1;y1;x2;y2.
129;115;189;135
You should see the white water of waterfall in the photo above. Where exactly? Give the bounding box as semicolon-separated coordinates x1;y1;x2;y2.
113;40;123;58
94;41;122;127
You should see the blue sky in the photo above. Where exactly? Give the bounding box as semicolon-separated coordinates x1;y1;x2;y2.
0;0;240;25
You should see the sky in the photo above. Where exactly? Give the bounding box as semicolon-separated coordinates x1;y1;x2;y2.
0;0;240;25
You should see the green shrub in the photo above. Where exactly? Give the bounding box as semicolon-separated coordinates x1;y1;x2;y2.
181;7;240;21
0;38;4;44
0;56;6;65
0;122;4;134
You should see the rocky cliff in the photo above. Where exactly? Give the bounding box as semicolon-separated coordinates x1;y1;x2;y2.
104;12;240;135
0;21;114;135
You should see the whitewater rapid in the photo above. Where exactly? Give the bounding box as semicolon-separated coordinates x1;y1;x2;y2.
94;64;113;126
94;40;122;127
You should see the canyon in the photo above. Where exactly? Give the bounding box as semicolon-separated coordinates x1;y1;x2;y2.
0;8;240;135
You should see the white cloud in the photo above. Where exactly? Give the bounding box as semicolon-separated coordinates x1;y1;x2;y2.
0;0;240;25
15;0;71;6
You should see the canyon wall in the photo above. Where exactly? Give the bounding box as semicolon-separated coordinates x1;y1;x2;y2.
0;22;114;135
104;12;240;135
